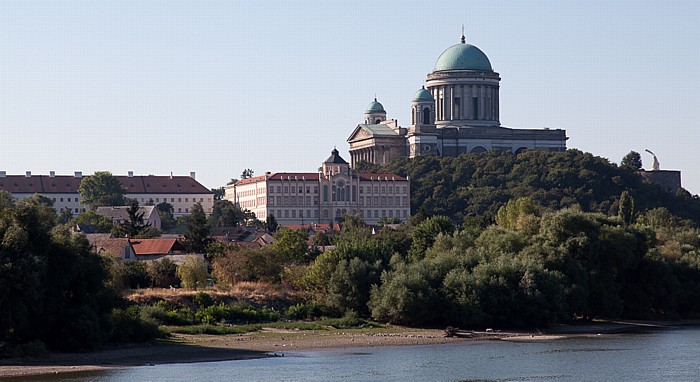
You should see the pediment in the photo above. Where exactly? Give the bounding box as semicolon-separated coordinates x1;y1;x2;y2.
347;125;373;142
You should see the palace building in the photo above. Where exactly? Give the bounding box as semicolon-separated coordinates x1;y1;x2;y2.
347;33;567;167
225;149;410;226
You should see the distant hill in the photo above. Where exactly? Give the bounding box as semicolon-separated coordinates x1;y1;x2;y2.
357;149;700;225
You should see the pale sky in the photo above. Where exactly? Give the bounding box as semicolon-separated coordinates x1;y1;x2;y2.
1;1;699;194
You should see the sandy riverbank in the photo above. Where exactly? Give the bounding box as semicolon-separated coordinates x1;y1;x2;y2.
1;319;696;379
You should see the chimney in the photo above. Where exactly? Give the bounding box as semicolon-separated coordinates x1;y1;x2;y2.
0;171;5;178
170;172;173;179
190;172;196;179
74;171;82;178
128;171;134;178
25;171;31;178
50;171;55;178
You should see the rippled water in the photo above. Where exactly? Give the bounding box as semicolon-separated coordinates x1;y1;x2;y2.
13;327;700;382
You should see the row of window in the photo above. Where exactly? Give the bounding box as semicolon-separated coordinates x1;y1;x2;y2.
269;185;319;194
270;209;409;220
358;186;407;194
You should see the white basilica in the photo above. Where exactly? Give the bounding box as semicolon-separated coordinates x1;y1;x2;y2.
347;33;568;167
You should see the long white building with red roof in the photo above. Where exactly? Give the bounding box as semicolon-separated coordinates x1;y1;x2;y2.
0;171;213;217
224;149;410;226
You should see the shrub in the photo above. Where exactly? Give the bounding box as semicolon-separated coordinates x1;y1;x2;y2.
285;302;340;320
176;255;209;290
139;304;193;326
194;303;280;324
111;306;166;343
194;292;214;308
5;341;50;359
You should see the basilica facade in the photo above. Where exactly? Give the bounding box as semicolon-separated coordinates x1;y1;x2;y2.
347;34;568;167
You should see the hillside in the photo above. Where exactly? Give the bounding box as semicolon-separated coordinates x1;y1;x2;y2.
357;149;700;226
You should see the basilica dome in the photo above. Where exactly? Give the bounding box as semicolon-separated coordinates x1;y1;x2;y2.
434;41;493;72
413;86;434;102
366;98;385;113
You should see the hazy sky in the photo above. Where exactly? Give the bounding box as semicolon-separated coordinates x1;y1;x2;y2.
1;1;699;194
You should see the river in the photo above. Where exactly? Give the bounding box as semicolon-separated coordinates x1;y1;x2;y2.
13;327;700;382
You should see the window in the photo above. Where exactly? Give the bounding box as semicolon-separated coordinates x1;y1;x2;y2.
359;187;364;194
60;198;63;202
156;198;159;202
423;107;431;124
292;210;296;218
381;197;386;206
382;210;386;217
389;210;393;217
374;196;378;206
276;196;281;205
314;210;319;218
472;97;479;119
178;208;182;212
307;187;311;193
200;198;204;202
277;186;281;193
323;210;328;219
178;198;182;202
284;186;288;193
323;185;328;201
185;208;189;213
374;210;379;218
403;187;406;194
285;210;289;218
360;196;364;205
291;186;296;193
403;210;407;218
314;187;318;194
381;187;385;193
388;186;393;194
74;208;79;213
185;198;188;202
374;186;378;193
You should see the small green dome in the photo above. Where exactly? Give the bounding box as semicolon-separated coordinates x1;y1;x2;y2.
434;42;492;72
413;86;433;102
366;98;386;113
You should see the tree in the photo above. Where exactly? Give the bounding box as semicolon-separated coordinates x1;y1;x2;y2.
57;208;74;225
495;197;538;231
78;171;126;208
176;255;209;290
619;191;635;225
155;202;177;231
408;215;454;262
75;210;114;232
266;214;279;233
147;258;178;288
211;187;225;201
241;169;254;179
183;203;211;253
621;151;643;171
113;199;152;238
208;200;245;227
273;228;310;264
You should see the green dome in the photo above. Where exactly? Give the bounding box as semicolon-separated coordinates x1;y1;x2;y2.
413;86;433;102
434;42;492;72
366;98;386;113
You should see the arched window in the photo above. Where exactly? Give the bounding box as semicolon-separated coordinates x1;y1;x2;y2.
423;107;431;124
338;181;345;201
335;209;341;218
323;210;328;219
471;146;487;154
323;185;328;202
375;119;381;124
352;185;357;202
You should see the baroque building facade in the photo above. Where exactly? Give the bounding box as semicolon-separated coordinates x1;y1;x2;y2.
347;34;567;167
225;149;410;226
0;171;214;217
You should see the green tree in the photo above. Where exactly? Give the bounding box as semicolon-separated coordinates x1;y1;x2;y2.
241;169;254;179
112;199;152;238
495;196;538;231
0;194;118;351
619;191;635;225
57;208;74;225
75;210;114;232
208;199;245;227
176;255;209;290
183;203;211;253
621;151;643;171
273;228;310;264
155;202;177;231
77;171;126;208
408;215;454;262
147;258;177;288
266;214;279;232
211;187;225;201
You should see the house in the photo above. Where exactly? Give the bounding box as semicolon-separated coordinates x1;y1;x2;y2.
91;238;137;261
95;205;162;230
130;238;186;261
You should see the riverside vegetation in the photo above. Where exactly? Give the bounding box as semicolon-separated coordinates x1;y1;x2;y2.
3;149;700;356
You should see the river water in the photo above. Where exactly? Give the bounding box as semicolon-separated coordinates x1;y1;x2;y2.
14;327;700;382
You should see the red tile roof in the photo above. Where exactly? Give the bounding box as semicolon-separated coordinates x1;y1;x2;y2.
130;238;185;255
0;174;212;194
90;238;131;259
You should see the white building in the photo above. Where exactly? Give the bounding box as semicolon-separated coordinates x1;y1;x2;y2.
0;171;213;217
224;149;410;226
95;205;162;230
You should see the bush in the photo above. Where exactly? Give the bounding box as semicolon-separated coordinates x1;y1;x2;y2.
5;341;50;359
194;303;280;324
139;304;193;326
285;302;340;320
168;324;261;335
111;306;166;343
176;255;209;290
194;292;214;308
